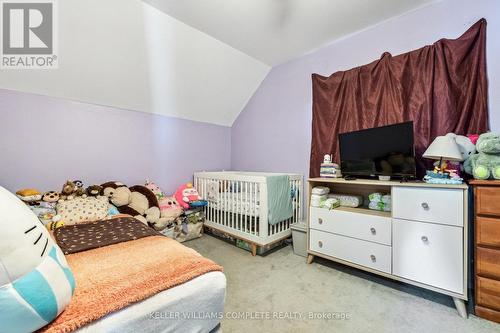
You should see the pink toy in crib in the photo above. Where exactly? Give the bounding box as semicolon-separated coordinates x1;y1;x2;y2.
174;183;202;209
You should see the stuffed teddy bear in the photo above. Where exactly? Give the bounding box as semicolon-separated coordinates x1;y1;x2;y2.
73;180;85;196
174;183;207;209
86;184;103;197
0;186;74;332
101;181;168;228
464;132;500;180
61;180;86;200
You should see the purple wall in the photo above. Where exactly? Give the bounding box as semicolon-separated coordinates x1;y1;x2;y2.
231;0;500;180
0;89;231;194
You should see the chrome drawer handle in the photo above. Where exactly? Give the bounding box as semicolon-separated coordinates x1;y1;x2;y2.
370;254;376;262
318;218;323;225
370;227;376;235
421;236;428;242
421;202;429;210
318;241;323;248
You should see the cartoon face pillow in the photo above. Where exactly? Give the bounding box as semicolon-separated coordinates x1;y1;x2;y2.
0;186;75;332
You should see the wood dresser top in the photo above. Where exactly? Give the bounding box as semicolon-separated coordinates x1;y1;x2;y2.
308;177;468;189
468;180;500;186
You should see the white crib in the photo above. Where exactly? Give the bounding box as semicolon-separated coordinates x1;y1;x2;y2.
194;171;302;255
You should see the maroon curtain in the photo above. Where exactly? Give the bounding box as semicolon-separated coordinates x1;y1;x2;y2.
310;19;489;178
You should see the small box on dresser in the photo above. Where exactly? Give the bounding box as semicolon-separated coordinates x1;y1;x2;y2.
470;180;500;323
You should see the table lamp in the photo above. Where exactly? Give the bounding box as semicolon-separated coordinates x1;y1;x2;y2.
423;135;463;173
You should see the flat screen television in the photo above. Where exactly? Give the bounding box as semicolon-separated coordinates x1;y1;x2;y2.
339;121;416;179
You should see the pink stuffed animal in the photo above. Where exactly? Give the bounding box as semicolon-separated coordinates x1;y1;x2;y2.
174;183;206;209
145;180;165;200
145;180;182;223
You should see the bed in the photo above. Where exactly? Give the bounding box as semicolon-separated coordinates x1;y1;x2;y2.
194;171;302;255
75;272;225;333
41;217;226;333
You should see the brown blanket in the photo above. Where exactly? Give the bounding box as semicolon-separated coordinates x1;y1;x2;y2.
40;236;223;333
54;216;160;254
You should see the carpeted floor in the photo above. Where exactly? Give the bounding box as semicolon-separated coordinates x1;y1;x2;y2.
186;235;500;333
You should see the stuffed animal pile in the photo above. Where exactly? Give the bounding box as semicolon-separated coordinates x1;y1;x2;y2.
423;131;500;181
15;179;208;239
464;132;500;180
16;180;118;229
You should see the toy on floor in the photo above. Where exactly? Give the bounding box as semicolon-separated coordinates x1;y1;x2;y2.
174;183;207;209
0;186;75;333
464;132;500;180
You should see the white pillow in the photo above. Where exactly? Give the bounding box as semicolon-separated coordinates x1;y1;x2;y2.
0;186;75;332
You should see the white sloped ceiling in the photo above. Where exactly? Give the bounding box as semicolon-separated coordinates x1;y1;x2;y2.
0;0;270;126
0;0;438;125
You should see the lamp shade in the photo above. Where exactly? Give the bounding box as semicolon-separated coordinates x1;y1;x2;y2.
423;136;463;161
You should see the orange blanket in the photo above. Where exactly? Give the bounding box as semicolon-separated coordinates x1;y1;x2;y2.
41;236;223;333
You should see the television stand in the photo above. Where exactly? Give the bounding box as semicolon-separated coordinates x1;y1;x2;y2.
343;175;357;181
306;177;469;318
400;176;410;183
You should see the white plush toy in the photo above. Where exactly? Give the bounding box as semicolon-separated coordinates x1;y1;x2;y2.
445;133;476;161
0;186;75;333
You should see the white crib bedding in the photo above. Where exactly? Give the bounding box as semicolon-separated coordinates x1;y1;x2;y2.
209;192;260;216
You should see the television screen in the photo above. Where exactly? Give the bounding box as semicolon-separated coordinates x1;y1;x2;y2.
339;121;416;178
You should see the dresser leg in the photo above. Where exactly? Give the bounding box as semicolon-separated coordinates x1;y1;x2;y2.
453;297;467;318
307;254;315;264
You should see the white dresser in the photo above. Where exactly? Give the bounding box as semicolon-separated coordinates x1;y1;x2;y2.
307;178;468;317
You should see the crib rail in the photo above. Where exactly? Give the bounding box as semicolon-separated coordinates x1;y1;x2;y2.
194;172;302;245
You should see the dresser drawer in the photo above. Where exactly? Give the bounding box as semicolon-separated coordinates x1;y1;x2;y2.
476;187;500;217
310;229;391;274
477;216;500;247
477;276;500;311
475;306;500;324
477;247;500;280
310;207;391;245
392;187;463;226
393;219;463;294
